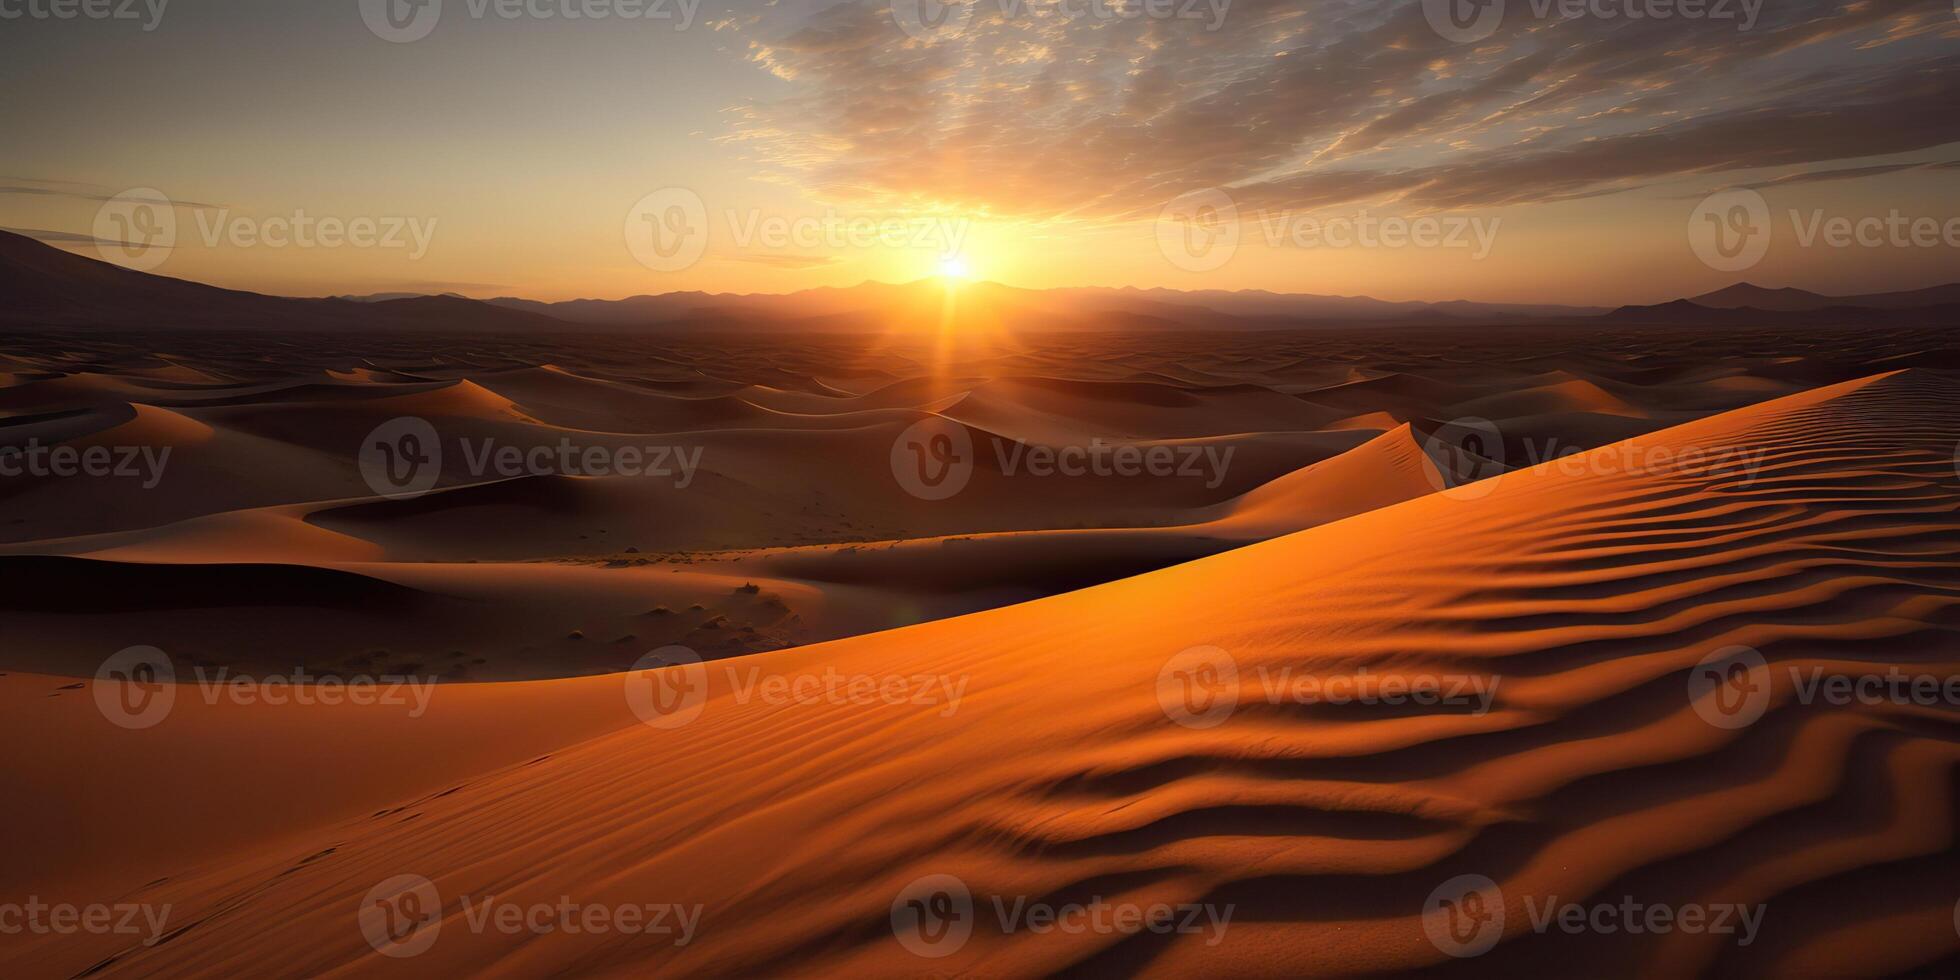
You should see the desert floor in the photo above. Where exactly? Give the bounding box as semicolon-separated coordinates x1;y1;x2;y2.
2;324;1957;976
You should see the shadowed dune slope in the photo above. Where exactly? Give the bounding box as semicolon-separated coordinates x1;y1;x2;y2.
4;370;1959;977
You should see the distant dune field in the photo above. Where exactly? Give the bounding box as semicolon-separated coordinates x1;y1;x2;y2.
4;321;1953;682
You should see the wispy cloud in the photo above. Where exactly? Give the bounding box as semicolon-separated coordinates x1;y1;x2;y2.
0;177;224;210
719;0;1960;222
1;226;170;250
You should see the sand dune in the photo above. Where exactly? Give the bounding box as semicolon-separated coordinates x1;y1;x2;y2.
4;322;1949;683
5;369;1956;976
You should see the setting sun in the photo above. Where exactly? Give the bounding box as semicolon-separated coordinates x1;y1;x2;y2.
937;256;972;280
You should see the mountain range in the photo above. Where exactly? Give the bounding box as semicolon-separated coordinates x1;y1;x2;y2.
4;230;1954;332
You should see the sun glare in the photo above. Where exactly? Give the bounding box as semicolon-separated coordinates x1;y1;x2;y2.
937;256;972;280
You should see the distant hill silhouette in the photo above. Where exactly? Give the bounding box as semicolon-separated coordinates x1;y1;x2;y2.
0;231;559;332
1687;281;1960;312
489;281;1610;329
5;230;1956;333
1608;290;1960;327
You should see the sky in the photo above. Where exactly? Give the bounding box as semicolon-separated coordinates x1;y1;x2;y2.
1;0;1955;305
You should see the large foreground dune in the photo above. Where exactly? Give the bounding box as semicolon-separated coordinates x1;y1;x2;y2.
5;368;1957;976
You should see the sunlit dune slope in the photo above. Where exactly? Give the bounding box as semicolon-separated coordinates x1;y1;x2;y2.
4;370;1958;977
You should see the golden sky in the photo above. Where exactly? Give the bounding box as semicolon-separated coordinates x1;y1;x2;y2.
3;0;1957;305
